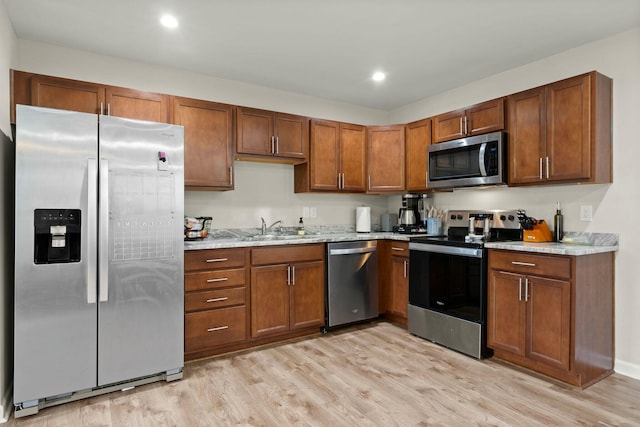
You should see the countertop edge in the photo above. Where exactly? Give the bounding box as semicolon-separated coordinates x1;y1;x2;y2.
184;232;414;250
484;241;619;256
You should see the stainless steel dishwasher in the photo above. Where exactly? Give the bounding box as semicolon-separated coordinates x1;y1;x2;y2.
325;241;378;331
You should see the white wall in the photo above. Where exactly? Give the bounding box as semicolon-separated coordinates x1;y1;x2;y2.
391;28;640;378
0;1;17;422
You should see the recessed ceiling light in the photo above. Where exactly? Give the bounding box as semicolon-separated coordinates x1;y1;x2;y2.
372;71;386;82
160;14;179;29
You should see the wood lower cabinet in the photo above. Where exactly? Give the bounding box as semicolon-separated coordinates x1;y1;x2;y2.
378;240;409;327
487;249;614;388
366;125;405;193
236;106;308;162
432;98;505;143
508;71;612;185
294;120;366;193
184;248;249;360
172;97;234;190
11;70;170;122
405;118;432;192
250;244;325;338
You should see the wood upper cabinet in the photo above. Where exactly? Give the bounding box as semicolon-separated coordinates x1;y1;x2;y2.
295;120;366;193
11;70;170;122
172;97;234;190
29;74;104;115
508;71;612;186
405;118;432;192
432;98;505;143
487;249;614;388
366;125;405;193
105;86;169;122
236;106;308;162
250;244;325;338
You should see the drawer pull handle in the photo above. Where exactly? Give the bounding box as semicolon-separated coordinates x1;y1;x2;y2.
511;261;536;267
207;325;229;332
206;297;229;303
206;277;228;283
206;258;228;263
391;247;405;251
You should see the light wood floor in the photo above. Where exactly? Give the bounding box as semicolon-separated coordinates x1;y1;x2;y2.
8;321;640;426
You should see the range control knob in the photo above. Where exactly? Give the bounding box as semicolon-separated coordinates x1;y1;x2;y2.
456;214;463;220
508;215;515;221
500;215;506;221
450;214;457;220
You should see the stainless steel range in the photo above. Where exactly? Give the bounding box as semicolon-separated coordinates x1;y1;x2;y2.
407;210;521;359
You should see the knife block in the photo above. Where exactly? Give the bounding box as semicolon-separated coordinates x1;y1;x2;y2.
523;220;553;242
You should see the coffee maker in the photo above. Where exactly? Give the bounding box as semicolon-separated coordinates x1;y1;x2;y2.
392;194;425;234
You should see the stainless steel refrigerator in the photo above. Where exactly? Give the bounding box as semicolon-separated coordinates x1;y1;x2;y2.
13;105;184;417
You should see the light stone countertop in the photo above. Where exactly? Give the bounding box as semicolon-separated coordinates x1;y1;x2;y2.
185;228;619;256
184;231;418;250
485;241;618;256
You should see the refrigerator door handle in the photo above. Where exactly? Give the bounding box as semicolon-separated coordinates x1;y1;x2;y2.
87;159;98;304
99;158;109;302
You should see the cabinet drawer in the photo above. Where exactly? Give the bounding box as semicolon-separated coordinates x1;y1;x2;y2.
251;243;324;266
185;268;246;292
185;287;246;312
185;248;245;271
489;250;571;280
185;305;247;352
390;241;409;256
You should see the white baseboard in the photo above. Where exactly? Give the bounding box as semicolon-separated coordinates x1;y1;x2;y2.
615;358;640;381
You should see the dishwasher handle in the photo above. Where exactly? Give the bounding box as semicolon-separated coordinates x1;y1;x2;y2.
329;246;377;256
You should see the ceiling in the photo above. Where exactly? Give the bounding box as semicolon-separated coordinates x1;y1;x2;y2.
4;0;640;110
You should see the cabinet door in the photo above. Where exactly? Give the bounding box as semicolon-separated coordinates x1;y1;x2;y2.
30;75;104;114
105;86;169;122
366;125;405;193
405;118;431;192
250;265;290;337
546;74;591;182
339;123;367;192
390;256;408;319
508;87;547;185
274;113;308;159
432;108;465;143
467;98;505;136
309;119;340;191
290;261;325;330
487;270;526;356
527;276;571;371
173;97;234;189
236;107;274;156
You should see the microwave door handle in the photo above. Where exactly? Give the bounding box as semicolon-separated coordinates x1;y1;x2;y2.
478;142;488;177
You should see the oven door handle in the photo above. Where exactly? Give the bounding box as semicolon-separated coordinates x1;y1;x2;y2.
409;243;483;258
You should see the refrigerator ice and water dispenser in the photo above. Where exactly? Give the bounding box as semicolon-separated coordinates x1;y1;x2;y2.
33;208;81;264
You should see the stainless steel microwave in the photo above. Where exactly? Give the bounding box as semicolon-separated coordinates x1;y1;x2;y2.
427;131;506;189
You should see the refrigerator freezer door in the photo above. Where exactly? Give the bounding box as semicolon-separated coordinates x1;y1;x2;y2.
14;106;99;404
97;115;184;386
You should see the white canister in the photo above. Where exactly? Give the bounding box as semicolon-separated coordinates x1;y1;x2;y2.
356;206;371;232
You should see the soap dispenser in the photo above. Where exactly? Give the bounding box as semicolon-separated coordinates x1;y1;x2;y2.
297;217;305;236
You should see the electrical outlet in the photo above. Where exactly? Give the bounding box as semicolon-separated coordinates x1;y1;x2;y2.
580;205;593;221
302;207;310;218
310;207;317;218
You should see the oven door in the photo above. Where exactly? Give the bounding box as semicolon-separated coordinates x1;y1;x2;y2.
408;243;486;323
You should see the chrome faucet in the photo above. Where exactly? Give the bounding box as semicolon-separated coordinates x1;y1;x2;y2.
261;217;283;235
